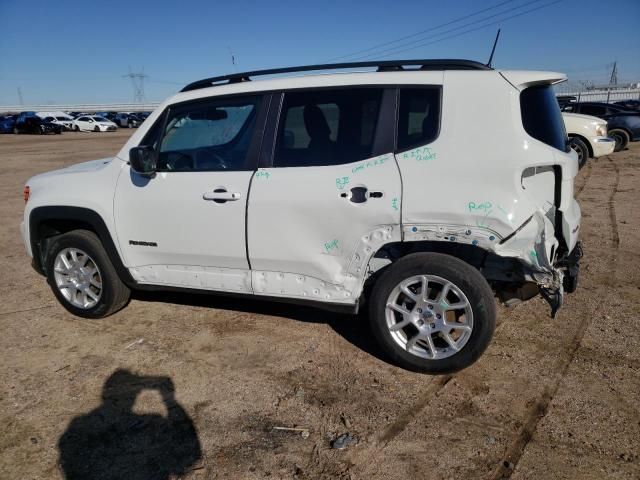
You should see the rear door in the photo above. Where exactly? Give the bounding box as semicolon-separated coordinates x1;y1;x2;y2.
247;87;402;303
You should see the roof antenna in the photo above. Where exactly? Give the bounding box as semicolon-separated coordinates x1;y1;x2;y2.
487;29;501;68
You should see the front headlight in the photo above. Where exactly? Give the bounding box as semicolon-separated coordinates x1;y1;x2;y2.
596;124;607;136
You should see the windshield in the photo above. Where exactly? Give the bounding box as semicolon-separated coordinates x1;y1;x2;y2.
92;116;109;122
56;117;69;121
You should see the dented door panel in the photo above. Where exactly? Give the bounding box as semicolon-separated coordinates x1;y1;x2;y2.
247;153;402;302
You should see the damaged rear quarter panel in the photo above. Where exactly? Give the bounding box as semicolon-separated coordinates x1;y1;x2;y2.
398;71;577;274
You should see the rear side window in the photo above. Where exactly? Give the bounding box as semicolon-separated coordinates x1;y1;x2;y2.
520;85;568;152
397;87;441;151
274;88;383;168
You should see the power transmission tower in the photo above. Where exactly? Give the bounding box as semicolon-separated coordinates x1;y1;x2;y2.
17;87;24;105
123;67;148;104
609;61;618;86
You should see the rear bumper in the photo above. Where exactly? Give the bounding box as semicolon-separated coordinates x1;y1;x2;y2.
592;137;615;157
540;241;582;317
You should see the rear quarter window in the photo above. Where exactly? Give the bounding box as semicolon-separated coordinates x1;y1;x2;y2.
520;85;568;152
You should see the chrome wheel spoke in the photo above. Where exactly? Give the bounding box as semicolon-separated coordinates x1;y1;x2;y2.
387;302;410;316
437;283;451;304
445;300;469;310
420;275;429;302
446;322;472;332
441;332;460;351
83;288;99;301
406;334;420;351
400;283;417;301
389;319;411;332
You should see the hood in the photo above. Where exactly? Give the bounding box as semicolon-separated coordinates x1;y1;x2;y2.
30;158;114;181
562;112;606;124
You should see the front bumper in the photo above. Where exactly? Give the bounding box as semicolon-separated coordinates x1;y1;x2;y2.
592;137;615;157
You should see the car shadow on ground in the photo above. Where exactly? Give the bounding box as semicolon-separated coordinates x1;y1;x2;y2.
58;369;202;480
131;290;388;364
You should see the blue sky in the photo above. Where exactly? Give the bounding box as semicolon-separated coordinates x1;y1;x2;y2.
0;0;638;105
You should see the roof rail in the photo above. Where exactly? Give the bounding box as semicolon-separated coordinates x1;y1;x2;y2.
181;59;490;92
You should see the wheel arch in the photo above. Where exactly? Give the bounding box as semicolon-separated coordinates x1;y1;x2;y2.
361;239;532;304
29;206;134;285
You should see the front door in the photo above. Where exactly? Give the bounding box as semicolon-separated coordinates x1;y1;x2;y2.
114;94;266;293
247;87;402;303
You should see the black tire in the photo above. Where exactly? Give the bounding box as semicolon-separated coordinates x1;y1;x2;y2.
93;125;100;132
44;230;130;318
609;129;629;152
128;121;133;128
569;136;589;169
369;252;496;374
73;125;79;132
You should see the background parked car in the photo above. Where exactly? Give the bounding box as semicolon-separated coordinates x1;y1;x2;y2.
14;113;62;134
41;116;74;131
562;112;614;168
114;112;142;128
561;102;640;152
613;99;640;112
96;112;118;123
72;115;118;132
0;115;16;133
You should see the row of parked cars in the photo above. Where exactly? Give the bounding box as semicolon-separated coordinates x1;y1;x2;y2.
0;111;151;135
561;98;640;167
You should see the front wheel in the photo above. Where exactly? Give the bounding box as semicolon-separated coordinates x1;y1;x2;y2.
45;230;130;318
569;136;589;169
369;253;496;374
93;125;100;132
609;129;629;152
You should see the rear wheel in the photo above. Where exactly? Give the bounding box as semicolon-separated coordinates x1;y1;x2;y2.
609;129;629;152
93;125;100;132
369;253;496;373
569;136;589;169
45;230;130;318
73;125;79;132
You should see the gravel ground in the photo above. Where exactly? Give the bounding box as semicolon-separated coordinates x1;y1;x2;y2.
0;130;638;479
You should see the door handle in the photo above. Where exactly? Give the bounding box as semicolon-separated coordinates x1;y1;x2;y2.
340;187;384;203
203;188;242;203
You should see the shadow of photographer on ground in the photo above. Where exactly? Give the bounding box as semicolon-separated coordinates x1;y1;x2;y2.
58;369;202;480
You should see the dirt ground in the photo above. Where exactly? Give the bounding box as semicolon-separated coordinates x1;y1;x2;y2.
0;129;638;480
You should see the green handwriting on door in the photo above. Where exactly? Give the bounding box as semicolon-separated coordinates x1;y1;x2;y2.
324;239;339;253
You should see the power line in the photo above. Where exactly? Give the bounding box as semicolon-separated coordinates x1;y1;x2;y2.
326;0;518;62
358;0;562;61
351;0;556;61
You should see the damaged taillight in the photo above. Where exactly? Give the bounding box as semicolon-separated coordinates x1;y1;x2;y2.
23;185;30;203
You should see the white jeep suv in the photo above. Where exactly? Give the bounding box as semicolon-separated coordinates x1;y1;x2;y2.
21;59;582;373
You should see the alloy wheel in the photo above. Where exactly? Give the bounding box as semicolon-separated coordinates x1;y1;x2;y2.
53;248;103;309
385;274;473;360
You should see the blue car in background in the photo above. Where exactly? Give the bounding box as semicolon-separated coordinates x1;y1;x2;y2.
0;115;17;133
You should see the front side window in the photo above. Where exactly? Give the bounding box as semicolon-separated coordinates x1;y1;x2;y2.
520;85;568;152
274;88;383;168
397;87;441;151
157;96;261;172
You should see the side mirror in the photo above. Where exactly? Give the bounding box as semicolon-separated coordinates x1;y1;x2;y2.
129;146;157;175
